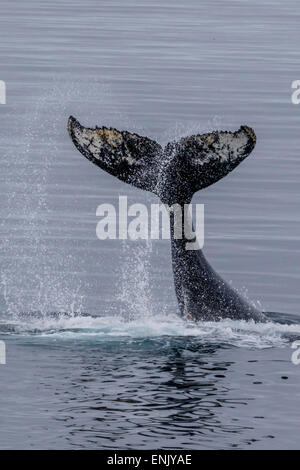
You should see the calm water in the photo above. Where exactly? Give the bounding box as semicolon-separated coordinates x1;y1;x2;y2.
0;0;300;450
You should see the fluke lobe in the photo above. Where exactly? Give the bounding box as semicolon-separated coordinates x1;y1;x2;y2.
68;116;265;322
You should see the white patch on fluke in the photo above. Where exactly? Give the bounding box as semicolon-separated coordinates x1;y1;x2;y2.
191;128;251;166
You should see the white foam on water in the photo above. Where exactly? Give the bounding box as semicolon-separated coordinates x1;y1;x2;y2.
2;312;300;349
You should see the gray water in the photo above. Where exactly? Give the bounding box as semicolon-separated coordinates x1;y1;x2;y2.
0;0;300;450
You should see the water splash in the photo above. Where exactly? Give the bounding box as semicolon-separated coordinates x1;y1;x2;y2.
0;82;87;317
118;238;154;319
160;115;224;147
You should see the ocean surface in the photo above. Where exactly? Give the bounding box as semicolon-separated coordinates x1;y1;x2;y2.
0;0;300;450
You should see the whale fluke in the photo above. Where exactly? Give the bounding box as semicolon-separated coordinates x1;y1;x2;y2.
68;116;264;322
68;116;256;203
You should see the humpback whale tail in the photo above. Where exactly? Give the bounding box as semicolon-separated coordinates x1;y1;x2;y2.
68;115;264;322
68;116;256;204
